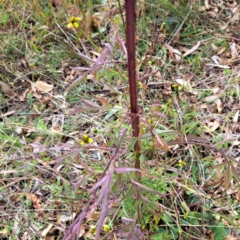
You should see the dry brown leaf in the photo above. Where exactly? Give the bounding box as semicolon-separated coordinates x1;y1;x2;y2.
165;44;182;64
215;99;222;113
209;120;220;132
203;95;219;102
60;213;76;223
172;31;180;45
231;165;240;182
78;225;86;238
20;88;29;101
232;110;239;129
98;96;110;106
86;211;100;222
0;80;17;97
84;231;95;240
211;87;220;94
230;42;238;58
32;92;42;99
205;0;210;10
41;224;53;237
50;0;62;9
0;227;8;235
27;193;42;210
154;132;170;151
34;80;53;92
229;5;240;25
45;236;55;240
225;235;239;240
155;71;162;81
224;165;231;190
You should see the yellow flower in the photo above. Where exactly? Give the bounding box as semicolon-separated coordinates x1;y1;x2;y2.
176;160;186;167
90;225;96;234
80;134;93;145
172;83;183;91
103;225;111;233
178;228;183;234
67;16;82;29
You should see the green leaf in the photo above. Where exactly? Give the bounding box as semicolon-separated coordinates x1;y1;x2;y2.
36;119;47;130
209;223;229;240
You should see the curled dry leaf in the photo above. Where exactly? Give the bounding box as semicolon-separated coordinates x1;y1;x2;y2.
165;44;182;64
0;80;17;97
153;131;170;151
19;88;29;101
183;41;201;57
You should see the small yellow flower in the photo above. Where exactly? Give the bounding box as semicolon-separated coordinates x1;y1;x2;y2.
178;228;183;234
184;212;189;218
67;16;82;29
103;225;111;233
90;225;96;234
172;83;183;91
176;160;186;167
80;134;93;145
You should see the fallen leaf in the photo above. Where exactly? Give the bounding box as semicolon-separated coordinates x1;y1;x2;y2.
0;80;17;97
45;236;55;240
203;95;219;102
183;41;201;57
50;0;62;9
165;44;182;64
209;120;220;132
232;110;239;129
205;0;210;10
153;131;170;151
0;227;8;235
224;165;231;190
84;231;95;240
206;63;230;69
230;42;238;58
20;88;29;101
215;99;222;113
98;96;110;106
33;80;53;92
27;193;42;210
41;224;53;237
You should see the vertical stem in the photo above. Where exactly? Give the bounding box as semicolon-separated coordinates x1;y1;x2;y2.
125;0;140;170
